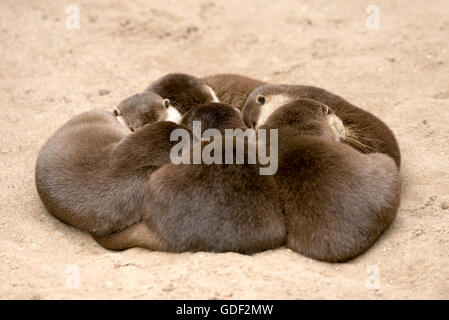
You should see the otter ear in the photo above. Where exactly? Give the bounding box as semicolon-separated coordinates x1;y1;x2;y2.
163;99;170;109
256;95;266;106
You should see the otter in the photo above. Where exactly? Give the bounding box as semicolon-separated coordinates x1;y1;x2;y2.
146;73;220;114
115;73;221;131
181;102;247;135
260;99;401;262
139;135;286;254
243;84;401;167
96;142;286;254
113;91;180;132
35;93;190;238
202;74;266;111
95;103;285;254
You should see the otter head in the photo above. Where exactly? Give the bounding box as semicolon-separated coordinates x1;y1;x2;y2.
242;85;293;129
145;73;220;114
114;92;181;132
181;103;245;137
261;99;346;142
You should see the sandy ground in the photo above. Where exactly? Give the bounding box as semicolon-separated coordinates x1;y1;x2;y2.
1;0;448;300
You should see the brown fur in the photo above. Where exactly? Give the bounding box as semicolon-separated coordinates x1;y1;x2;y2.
259;98;337;141
116;73;221;130
98;105;284;254
36;72;219;243
202;74;266;110
262;100;401;262
140;136;286;254
114;91;169;132
35;110;189;238
146;73;218;114
181;102;247;135
243;84;401;167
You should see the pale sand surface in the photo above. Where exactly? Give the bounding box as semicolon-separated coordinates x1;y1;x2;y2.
0;0;448;299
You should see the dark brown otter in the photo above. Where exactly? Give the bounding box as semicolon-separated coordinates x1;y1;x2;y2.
95;102;285;254
35;108;190;238
113;91;174;132
36;73;220;239
261;99;401;262
139;135;285;254
181;102;247;135
146;73;220;114
243;84;401;167
202;74;266;110
116;73;222;131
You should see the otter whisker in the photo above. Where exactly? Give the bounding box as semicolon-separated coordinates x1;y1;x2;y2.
344;125;381;143
345;136;374;152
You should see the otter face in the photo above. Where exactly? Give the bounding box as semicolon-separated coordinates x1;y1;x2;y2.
114;92;179;132
146;73;220;114
242;93;291;129
262;99;346;142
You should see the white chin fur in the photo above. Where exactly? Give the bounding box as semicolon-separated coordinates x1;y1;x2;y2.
326;114;346;142
255;94;291;128
206;85;220;102
164;106;182;124
116;115;131;131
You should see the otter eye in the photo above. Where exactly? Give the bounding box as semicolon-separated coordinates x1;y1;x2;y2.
256;95;266;106
163;99;170;109
322;105;329;115
113;109;120;116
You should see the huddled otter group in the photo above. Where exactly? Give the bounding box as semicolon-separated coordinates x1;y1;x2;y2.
35;73;401;262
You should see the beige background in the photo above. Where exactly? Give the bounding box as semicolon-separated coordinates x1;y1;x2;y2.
1;0;448;299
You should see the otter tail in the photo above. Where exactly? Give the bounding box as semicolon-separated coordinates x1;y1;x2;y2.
92;222;168;251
